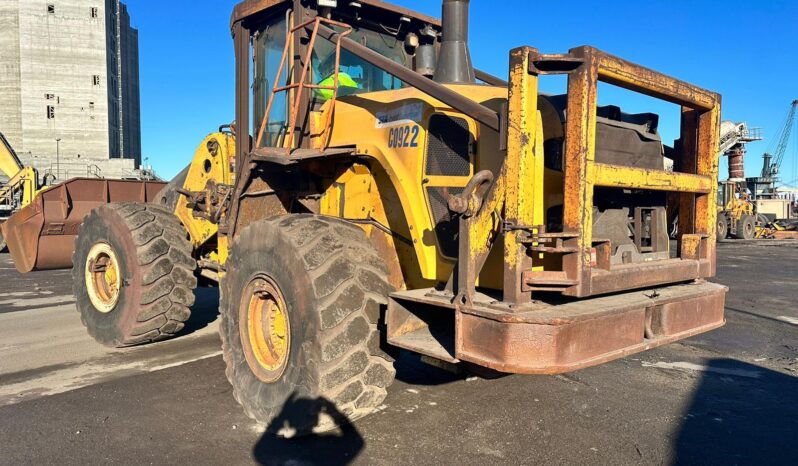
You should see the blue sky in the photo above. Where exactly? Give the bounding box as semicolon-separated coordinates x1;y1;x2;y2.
130;0;798;185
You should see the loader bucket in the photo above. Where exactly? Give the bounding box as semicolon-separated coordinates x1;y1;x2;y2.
0;178;166;273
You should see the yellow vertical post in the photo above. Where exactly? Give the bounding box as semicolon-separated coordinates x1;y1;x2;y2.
561;47;599;296
677;107;698;256
503;47;541;305
695;100;721;275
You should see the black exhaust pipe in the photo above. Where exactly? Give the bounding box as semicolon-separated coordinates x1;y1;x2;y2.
433;0;475;84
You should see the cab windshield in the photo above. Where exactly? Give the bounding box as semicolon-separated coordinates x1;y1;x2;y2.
253;16;407;147
311;27;406;99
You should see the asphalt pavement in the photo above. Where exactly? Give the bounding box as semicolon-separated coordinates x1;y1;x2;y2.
0;241;796;465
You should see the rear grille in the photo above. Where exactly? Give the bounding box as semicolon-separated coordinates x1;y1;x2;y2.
425;114;471;176
426;186;464;258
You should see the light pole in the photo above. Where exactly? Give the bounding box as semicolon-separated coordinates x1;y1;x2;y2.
55;138;61;180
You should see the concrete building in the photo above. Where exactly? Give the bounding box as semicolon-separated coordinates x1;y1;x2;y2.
0;0;142;181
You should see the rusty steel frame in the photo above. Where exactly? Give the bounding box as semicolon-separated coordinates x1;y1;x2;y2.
227;20;251;240
454;280;727;374
455;46;721;306
401;61;726;373
449;46;721;308
554;46;721;298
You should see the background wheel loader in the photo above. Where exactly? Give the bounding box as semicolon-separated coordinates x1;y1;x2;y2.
72;0;727;436
1;131;49;253
717;180;758;240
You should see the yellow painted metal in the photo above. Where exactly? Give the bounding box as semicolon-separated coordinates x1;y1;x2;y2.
0;134;23;180
502;47;543;302
596;51;718;111
245;276;290;378
319;160;418;289
173;132;236;263
0;167;40;207
290;44;721;300
679;234;703;261
322;163;375;220
0;132;45;211
319;85;506;283
215;235;230;267
725;197;753;221
695;105;722;243
591;163;713;194
85;242;121;314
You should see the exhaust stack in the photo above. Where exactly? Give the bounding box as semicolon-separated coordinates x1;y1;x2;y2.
433;0;475;84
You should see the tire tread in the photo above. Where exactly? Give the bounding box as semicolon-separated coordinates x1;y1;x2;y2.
72;203;196;346
220;214;396;431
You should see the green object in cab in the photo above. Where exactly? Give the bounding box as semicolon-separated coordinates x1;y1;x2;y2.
316;72;358;100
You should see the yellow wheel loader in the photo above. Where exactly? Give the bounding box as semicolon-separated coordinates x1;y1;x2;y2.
73;0;727;435
716;180;757;240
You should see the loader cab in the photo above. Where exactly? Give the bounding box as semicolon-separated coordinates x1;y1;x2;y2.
252;15;409;146
237;1;440;149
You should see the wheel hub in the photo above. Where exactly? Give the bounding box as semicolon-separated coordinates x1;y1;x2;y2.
85;243;121;313
241;276;290;382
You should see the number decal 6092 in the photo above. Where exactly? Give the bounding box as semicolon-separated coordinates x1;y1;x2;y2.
388;125;419;149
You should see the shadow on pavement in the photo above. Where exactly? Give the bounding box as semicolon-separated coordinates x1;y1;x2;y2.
393;351;465;385
726;305;797;326
675;358;798;464
393;350;507;386
252;394;364;466
177;287;220;336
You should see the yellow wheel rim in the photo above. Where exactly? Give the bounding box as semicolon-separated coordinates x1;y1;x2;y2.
242;276;290;382
85;243;121;313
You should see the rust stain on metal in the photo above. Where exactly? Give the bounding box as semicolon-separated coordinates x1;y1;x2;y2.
522;46;721;298
455;282;726;374
592;163;713;193
4;179;166;273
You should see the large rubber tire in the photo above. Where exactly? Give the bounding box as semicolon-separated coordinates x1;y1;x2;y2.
72;203;197;347
220;215;396;436
0;228;6;253
716;214;728;241
735;214;756;240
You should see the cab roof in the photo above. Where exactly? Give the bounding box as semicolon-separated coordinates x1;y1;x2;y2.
231;0;440;29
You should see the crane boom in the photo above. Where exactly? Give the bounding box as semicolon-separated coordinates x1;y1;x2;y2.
763;99;798;178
